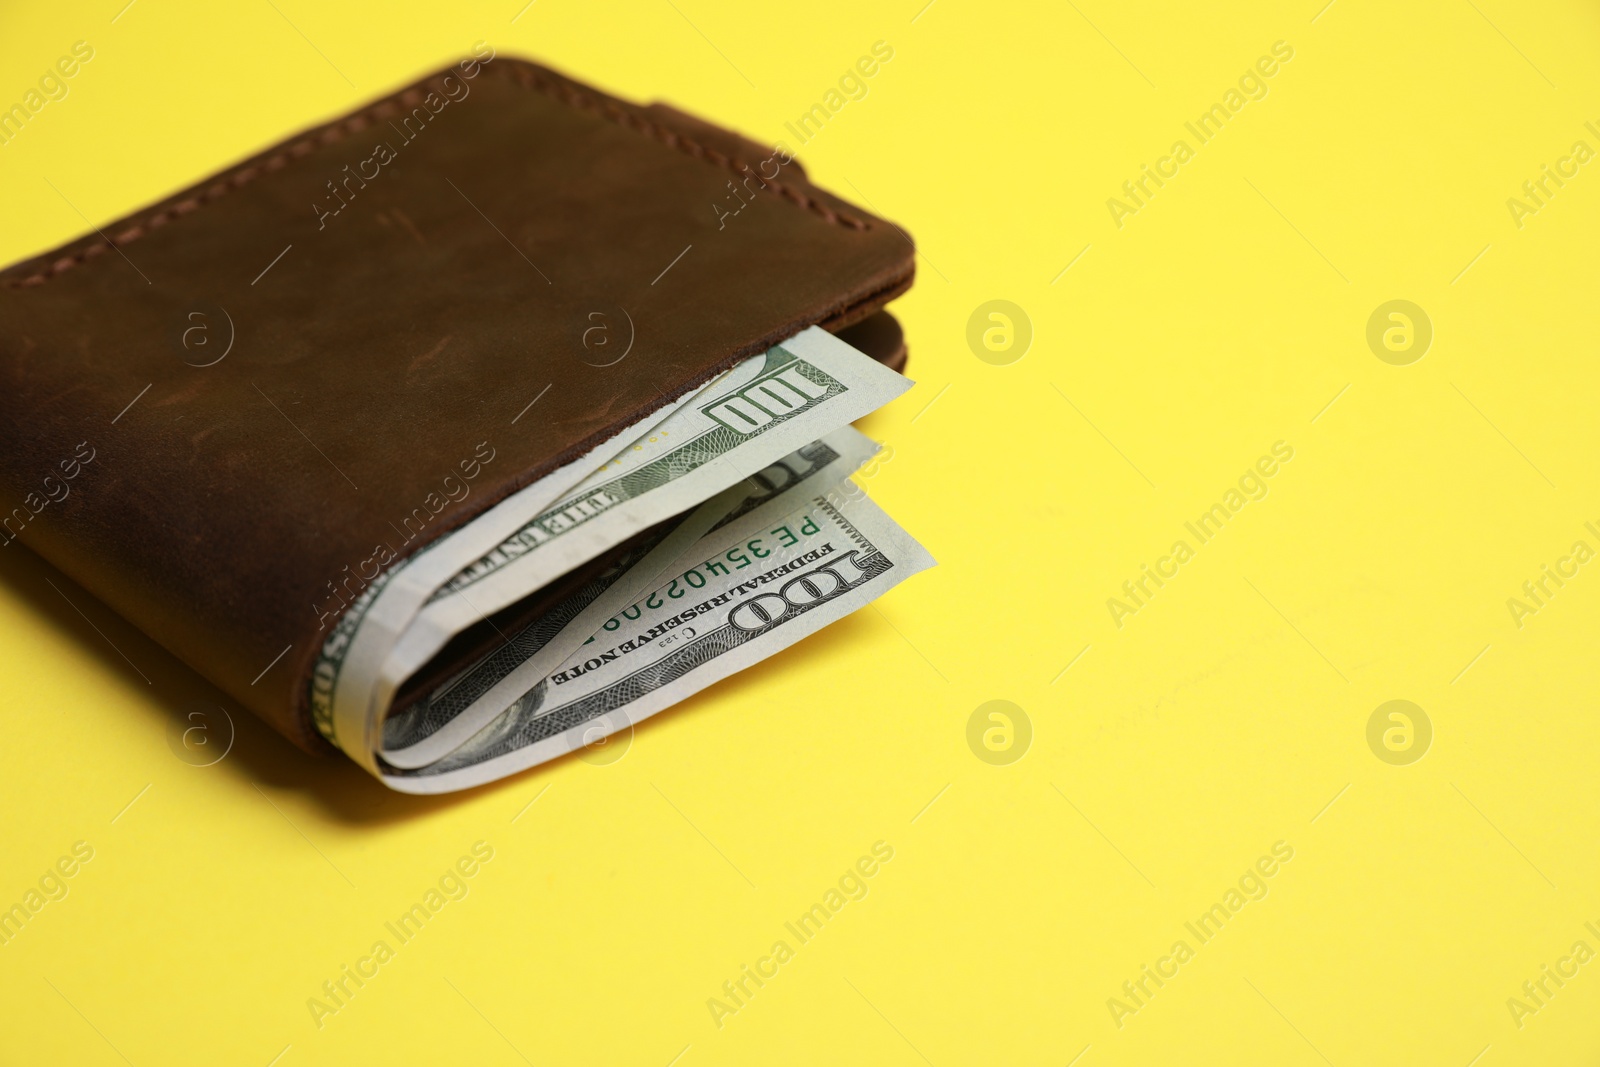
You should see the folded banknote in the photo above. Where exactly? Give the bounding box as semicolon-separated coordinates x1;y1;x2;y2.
320;327;933;790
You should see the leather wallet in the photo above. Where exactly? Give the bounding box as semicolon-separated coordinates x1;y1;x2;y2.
0;50;915;754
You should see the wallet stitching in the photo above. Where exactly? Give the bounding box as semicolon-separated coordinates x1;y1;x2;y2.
2;59;868;290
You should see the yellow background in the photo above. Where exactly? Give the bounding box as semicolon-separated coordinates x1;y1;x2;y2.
3;0;1599;1063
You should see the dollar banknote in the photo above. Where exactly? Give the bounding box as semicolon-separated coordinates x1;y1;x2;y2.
381;427;882;767
316;327;914;779
382;487;933;793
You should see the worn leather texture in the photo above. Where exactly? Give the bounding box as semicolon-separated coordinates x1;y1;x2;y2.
0;55;915;753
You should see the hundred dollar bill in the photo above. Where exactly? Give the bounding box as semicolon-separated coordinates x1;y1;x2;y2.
320;328;911;779
380;427;882;767
381;326;912;687
382;487;933;793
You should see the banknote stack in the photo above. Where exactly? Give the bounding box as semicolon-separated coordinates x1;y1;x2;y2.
312;327;933;792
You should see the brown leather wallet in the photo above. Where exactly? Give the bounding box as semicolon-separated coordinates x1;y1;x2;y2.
0;50;914;753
